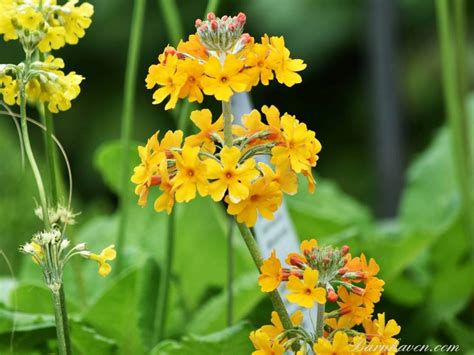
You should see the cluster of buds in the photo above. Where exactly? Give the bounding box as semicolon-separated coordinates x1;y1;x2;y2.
20;226;116;293
253;239;400;354
34;203;79;226
195;12;248;53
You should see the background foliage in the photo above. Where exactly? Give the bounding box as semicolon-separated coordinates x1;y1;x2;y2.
1;0;473;353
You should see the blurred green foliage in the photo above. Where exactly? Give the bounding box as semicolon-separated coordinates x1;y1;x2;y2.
1;0;473;354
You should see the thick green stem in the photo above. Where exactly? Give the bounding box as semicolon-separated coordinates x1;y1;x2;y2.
116;0;146;270
315;302;325;340
52;288;71;355
235;222;293;330
222;100;233;147
157;0;184;45
436;0;474;259
155;211;174;342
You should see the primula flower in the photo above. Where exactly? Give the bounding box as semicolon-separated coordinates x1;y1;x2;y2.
172;145;208;202
185;109;223;153
363;313;401;350
361;277;385;307
300;239;318;254
313;331;352;355
258;249;283;292
177;58;205;103
246;43;275;86
259;162;297;195
153;160;175;214
260;310;303;339
286;267;326;308
325;316;356;331
226;175;282;227
346;254;380;280
146;54;187;110
87;245;116;277
249;330;285;355
15;7;43;31
206;146;259;202
201;55;249;101
337;286;373;325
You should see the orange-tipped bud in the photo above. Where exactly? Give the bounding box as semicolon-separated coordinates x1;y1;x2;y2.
195;19;202;28
323;256;330;265
240;33;251;44
150;175;162;186
327;290;338;302
236;12;246;25
210;19;218;31
289;255;305;268
281;268;291;281
355;271;367;280
352;286;365;296
341;245;350;255
339;306;351;316
338;267;348;275
207;12;216;21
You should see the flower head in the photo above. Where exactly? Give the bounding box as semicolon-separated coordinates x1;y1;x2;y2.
286;267;326;308
313;331;351;355
258;250;283;292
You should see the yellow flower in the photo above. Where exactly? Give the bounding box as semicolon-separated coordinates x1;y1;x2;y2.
61;0;94;45
146;54;186;110
259;162;297;195
363;313;401;350
31;242;44;265
88;245;116;277
313;331;352;355
249;330;285;355
177;58;204;103
201;54;249;101
300;239;317;254
15;7;43;31
337;286;373;325
261;105;283;141
286;267;326;308
226;175;282;227
38;26;67;52
185;109;223;153
0;0;17;41
261;310;303;339
271;114;320;173
237;109;269;143
266;36;306;87
154;160;175;214
172;144;208;202
246;43;274;86
177;34;209;61
0;75;18;105
361;277;385;307
325;316;356;332
46;71;84;113
206;146;259;202
258;249;282;292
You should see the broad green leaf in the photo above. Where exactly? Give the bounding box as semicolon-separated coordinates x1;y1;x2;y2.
0;278;16;306
83;266;145;355
287;176;372;241
70;322;117;355
187;272;263;335
151;321;254;355
444;319;474;352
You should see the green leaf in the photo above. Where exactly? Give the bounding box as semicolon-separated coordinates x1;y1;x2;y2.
444;319;474;352
70;322;117;355
187;272;263;335
151;321;254;355
287;176;372;241
83;266;145;355
93;140;140;194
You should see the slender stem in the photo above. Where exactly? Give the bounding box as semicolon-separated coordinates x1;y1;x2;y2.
226;218;234;326
205;0;221;15
51;288;71;355
116;0;147;271
155;211;174;342
235;222;293;330
436;0;474;259
157;0;184;45
39;107;59;204
222;100;233;147
315;302;325;340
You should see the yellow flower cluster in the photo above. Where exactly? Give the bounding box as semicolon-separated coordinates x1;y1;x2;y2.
0;0;93;52
145;12;306;110
131;106;321;227
0;56;83;113
252;240;401;354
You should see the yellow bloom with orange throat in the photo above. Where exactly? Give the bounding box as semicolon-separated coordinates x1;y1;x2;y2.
258;249;282;292
286;267;326;308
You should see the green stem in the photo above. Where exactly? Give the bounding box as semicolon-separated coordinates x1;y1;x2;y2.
315;302;325;340
205;0;221;15
116;0;146;271
222;100;233;147
155;210;174;342
436;0;474;259
157;0;184;45
235;222;293;330
39;107;59;204
52;288;71;355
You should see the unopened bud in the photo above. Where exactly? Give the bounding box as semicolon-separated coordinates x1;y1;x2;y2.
323;256;330;266
289;255;305;268
195;19;202;28
338;267;348;275
341;245;350;255
210;19;218;31
236;12;246;25
207;12;216;21
352;286;365;296
221;15;228;21
150;175;162;186
240;33;251;44
327;290;338;302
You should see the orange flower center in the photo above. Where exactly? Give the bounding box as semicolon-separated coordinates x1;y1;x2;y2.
220;76;228;83
187;169;195;177
225;171;233;179
304;288;312;295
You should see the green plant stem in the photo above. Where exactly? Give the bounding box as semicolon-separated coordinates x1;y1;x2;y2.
436;0;474;259
315;302;325;340
116;0;146;271
155;211;174;342
52;288;71;355
205;0;220;14
39;107;59;204
235;222;293;330
157;0;183;45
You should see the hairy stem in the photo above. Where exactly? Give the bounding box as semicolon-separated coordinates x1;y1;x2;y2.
52;288;71;355
116;0;146;270
315;302;325;340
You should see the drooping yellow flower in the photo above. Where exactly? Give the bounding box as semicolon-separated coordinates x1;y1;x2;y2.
201;54;249;101
226;175;282;227
172;144;208;202
206;146;259;202
0;0;17;41
286;267;326;308
259;162;297;195
146;54;186;110
249;330;285;355
15;7;43;31
177;34;209;61
178;58;204;103
271;113;321;173
236;109;269;143
185;109;223;153
88;245;116;277
246;42;274;86
261;105;283;141
337;286;373;325
258;249;282;292
313;331;352;355
45;71;84;113
361;277;385;307
38;26;67;52
260;310;303;339
61;0;94;45
153;160;175;214
266;36;306;87
0;75;18;105
30;242;44;265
